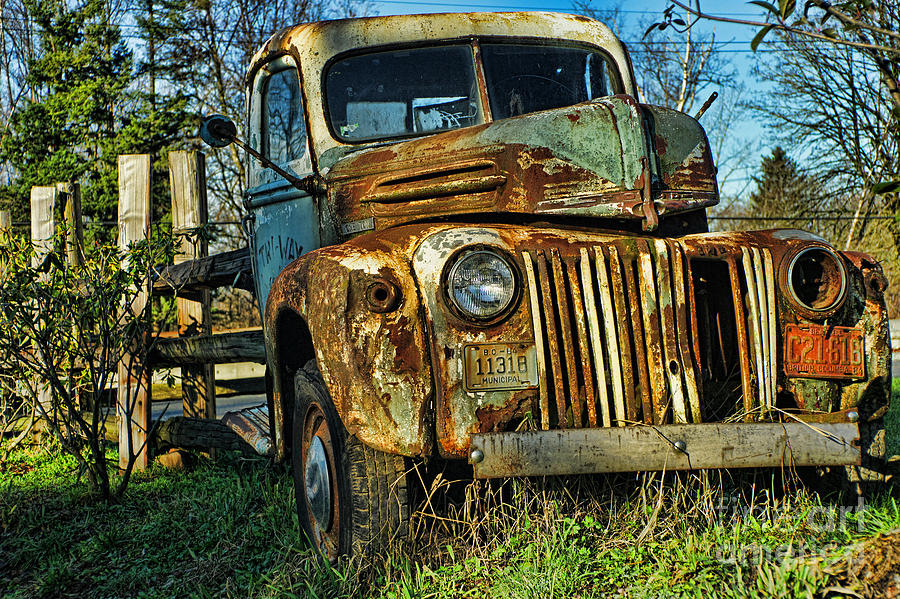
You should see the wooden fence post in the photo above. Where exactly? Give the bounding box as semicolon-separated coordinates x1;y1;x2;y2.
117;155;152;471
169;150;215;420
30;186;56;265
30;186;57;413
58;182;84;267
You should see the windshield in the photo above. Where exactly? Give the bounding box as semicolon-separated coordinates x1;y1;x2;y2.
480;43;617;119
326;45;481;142
325;41;620;143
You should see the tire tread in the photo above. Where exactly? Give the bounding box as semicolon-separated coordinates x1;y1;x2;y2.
294;360;409;558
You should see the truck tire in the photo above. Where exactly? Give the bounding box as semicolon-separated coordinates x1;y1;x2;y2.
291;359;409;561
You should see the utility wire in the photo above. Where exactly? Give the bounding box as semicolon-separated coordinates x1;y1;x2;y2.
708;215;898;221
7;220;242;227
5;216;894;227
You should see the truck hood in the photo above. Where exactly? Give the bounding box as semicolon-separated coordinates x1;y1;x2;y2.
324;95;718;235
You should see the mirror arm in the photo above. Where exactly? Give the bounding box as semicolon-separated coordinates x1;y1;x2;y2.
217;128;325;195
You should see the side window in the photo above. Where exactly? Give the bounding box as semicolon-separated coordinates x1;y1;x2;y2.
263;68;306;164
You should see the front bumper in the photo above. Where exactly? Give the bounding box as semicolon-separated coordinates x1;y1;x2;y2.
469;422;860;478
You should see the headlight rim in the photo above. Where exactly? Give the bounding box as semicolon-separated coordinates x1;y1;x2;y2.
779;244;848;320
442;246;522;325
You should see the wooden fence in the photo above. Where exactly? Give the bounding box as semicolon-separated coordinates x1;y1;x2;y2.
3;151;265;470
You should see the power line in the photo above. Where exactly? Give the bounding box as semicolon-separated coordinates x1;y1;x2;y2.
7;220;241;227
370;0;762;16
0;10;866;47
708;215;897;221
0;21;842;55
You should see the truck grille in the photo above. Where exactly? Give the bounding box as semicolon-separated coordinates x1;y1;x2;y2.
521;241;776;430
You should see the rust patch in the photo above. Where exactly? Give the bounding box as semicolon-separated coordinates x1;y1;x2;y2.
475;394;534;433
387;315;422;372
654;134;668;155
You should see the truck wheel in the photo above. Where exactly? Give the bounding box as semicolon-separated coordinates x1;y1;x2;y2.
291;360;409;561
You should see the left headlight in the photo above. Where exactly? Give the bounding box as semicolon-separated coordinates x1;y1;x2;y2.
445;249;518;321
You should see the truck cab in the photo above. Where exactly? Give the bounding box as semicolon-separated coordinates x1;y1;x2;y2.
237;12;890;560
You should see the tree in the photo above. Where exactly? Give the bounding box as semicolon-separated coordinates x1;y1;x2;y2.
0;0;133;228
743;147;833;233
749;32;898;246
573;2;755;193
149;0;370;248
656;1;900;108
0;226;177;499
675;1;900;249
654;1;900;307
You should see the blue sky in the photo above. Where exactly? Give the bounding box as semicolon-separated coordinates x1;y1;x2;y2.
366;0;773;201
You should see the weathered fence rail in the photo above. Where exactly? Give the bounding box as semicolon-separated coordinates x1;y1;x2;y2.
153;247;254;300
149;330;266;368
13;150;263;469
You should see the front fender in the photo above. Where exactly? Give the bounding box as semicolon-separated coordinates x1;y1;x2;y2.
264;232;434;460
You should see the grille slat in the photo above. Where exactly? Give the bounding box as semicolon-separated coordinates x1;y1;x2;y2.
521;251;551;430
654;240;688;424
623;252;654;424
607;246;639;422
764;250;777;408
742;247;767;416
636;240;669;424
551;249;579;428
579;248;612;427
593;246;628;425
523;241;772;429
742;247;778;415
536;251;567;427
726;255;756;419
669;242;703;423
683;249;705;421
752;247;773;412
565;258;592;428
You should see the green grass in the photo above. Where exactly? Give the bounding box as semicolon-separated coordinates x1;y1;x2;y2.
2;448;898;599
0;450;339;599
1;385;898;599
887;378;900;459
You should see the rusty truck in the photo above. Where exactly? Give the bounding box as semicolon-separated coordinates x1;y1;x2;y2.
199;11;892;560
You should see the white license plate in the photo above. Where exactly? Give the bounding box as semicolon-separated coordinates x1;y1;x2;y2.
464;343;539;391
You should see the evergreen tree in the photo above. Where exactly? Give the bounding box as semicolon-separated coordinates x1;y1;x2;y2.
0;0;132;227
0;0;194;230
127;0;196;224
746;147;830;234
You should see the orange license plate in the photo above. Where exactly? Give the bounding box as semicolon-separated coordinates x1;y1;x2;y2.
784;324;865;379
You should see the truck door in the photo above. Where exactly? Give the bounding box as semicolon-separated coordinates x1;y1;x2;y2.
246;56;319;314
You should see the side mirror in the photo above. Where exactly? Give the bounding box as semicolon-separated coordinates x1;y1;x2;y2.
200;115;237;148
198;115;326;196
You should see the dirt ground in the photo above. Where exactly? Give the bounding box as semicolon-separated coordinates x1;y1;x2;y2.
831;531;900;599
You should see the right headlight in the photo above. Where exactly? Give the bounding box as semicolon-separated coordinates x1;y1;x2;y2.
780;245;848;319
445;249;518;321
